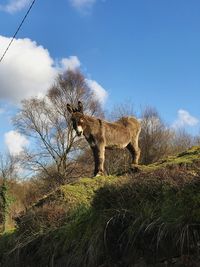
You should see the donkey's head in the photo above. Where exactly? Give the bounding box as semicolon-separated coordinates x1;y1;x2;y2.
67;101;85;136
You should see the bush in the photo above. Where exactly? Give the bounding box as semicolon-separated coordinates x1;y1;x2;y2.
16;204;67;235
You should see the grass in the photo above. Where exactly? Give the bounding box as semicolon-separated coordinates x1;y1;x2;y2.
60;175;118;207
0;146;200;267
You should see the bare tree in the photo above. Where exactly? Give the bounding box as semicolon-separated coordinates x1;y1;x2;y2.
109;101;136;121
14;70;103;185
194;131;200;146
139;106;172;164
171;128;194;154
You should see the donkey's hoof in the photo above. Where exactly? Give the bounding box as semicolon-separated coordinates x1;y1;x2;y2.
95;172;104;177
130;165;140;173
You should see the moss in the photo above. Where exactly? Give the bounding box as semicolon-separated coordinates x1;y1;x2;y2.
59;175;119;209
145;146;200;171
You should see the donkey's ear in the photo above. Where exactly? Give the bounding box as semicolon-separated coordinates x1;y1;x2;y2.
67;104;73;114
77;101;83;113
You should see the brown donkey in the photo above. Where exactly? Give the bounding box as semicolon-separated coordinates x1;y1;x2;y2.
67;101;141;176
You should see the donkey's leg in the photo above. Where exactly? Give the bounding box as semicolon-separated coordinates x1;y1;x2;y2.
133;132;141;165
127;142;140;165
127;143;136;164
96;143;105;176
134;145;141;165
91;146;99;176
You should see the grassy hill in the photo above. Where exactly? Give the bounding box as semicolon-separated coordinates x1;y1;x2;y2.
0;147;200;267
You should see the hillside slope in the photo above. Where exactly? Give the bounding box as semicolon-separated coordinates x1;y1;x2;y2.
0;147;200;267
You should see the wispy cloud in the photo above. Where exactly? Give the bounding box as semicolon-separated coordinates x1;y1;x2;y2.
172;109;199;129
69;0;96;13
0;0;31;14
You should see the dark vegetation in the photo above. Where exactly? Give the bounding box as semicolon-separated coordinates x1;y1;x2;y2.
0;70;200;266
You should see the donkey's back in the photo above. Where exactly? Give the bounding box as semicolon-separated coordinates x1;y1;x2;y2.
117;116;140;130
103;116;141;149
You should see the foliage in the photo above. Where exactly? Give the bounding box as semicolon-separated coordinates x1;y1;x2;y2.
0;180;15;233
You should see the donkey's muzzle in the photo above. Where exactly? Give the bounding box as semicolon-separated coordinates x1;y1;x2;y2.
76;126;83;136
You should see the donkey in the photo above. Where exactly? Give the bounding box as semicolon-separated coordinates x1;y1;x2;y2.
67;101;141;176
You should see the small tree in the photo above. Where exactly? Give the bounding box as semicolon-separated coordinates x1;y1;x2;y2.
139;106;172;164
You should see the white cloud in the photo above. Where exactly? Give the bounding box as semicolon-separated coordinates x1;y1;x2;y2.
0;35;57;103
86;79;108;105
60;56;81;71
69;0;96;12
0;0;31;14
4;130;29;156
172;109;199;129
0;35;108;106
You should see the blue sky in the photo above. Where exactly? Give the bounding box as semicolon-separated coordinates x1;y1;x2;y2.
0;0;200;155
